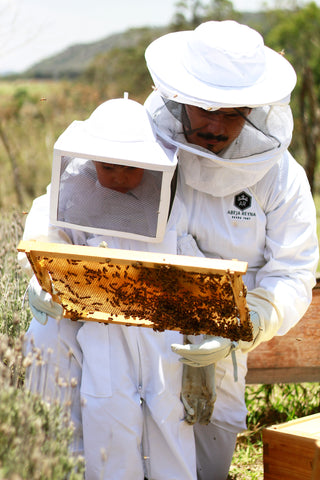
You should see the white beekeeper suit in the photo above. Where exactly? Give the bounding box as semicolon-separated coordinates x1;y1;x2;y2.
144;20;319;480
21;98;200;480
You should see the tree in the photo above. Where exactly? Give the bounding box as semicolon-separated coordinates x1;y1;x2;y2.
203;0;236;20
265;2;320;193
171;0;237;29
171;0;207;29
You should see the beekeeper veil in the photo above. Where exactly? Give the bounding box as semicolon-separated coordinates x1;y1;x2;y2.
144;21;297;195
50;95;177;242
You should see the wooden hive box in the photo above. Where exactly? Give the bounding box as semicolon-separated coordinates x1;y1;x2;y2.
263;413;320;480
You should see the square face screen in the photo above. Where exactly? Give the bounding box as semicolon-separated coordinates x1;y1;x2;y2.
55;157;163;239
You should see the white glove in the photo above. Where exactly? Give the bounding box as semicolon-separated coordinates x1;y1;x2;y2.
172;284;284;366
171;311;263;367
171;335;237;367
243;287;284;352
178;313;261;424
28;275;63;325
181;363;216;425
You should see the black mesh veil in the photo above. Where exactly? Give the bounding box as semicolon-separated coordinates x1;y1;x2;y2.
56;157;162;239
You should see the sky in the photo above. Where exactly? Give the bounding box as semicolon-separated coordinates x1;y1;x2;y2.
0;0;287;74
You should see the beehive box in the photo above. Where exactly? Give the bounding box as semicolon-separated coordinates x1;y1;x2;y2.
263;413;320;480
18;240;252;340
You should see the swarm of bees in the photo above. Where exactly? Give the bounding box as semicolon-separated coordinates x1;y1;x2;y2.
18;241;253;342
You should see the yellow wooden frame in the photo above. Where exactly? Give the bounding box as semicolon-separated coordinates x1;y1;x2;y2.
18;240;252;341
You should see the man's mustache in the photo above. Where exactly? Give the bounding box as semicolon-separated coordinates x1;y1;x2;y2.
197;132;229;142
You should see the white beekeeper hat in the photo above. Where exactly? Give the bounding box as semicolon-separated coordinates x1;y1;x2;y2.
145;20;297;109
50;94;177;243
54;94;174;168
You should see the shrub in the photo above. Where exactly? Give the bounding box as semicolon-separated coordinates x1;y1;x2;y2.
0;211;84;479
0;333;85;480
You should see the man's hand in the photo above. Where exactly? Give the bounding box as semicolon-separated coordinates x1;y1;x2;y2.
171;335;236;367
172;311;263;367
28;275;63;325
238;311;262;352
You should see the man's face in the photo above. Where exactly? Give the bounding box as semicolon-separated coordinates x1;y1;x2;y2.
183;105;251;154
94;162;144;193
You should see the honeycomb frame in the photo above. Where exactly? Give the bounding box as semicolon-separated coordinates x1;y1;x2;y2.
18;240;252;341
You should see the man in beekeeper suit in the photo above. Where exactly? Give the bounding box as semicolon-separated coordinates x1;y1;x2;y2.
144;20;319;479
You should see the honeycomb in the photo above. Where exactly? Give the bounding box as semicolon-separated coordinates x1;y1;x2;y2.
18;241;252;341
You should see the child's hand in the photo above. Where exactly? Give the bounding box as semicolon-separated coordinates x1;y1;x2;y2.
28;275;63;325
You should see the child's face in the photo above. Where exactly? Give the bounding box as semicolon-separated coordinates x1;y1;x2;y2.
94;162;144;193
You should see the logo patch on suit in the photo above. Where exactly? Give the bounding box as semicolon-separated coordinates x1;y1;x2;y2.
234;191;252;211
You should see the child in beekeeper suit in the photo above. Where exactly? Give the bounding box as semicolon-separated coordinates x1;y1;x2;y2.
20;96;203;480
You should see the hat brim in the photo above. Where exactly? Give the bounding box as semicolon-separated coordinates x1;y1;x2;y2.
145;31;297;108
54;121;177;171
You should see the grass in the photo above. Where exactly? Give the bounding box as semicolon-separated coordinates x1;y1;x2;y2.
229;440;263;479
0;79;101;211
0;79;63;100
0;211;30;337
228;382;320;479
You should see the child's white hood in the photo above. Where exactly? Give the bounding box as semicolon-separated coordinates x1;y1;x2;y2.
145;92;294;196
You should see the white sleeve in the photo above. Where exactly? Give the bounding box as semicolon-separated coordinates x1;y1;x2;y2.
254;155;319;336
18;184;72;277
